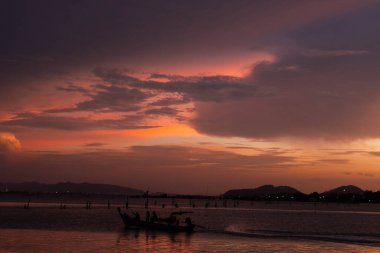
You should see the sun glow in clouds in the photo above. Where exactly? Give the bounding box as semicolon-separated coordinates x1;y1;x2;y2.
0;132;21;152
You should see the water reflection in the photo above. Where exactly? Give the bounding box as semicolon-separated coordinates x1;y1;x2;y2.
117;229;192;252
0;228;379;253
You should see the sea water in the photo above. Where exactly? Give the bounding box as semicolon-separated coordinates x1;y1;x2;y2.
1;199;380;252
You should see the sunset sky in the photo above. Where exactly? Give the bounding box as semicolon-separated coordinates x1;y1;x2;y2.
1;0;380;194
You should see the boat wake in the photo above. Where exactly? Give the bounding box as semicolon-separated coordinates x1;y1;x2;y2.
199;225;380;246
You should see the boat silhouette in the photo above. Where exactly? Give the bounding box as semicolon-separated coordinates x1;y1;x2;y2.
117;207;195;233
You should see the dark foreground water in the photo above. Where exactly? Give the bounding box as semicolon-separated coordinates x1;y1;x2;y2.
1;199;380;252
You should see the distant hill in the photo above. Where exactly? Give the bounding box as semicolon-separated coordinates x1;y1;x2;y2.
0;182;143;195
224;184;301;198
325;185;364;195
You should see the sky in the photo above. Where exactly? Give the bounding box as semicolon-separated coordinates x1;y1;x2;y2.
1;0;380;194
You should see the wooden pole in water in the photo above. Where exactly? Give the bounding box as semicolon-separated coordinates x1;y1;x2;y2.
145;190;149;209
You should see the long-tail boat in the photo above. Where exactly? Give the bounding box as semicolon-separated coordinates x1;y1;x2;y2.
117;207;195;233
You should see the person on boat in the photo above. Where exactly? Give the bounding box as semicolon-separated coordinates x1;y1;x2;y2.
146;211;150;223
165;213;177;225
184;217;192;227
123;212;130;222
150;211;158;223
132;211;141;222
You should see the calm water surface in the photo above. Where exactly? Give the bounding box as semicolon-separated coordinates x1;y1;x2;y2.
1;199;380;252
1;228;378;253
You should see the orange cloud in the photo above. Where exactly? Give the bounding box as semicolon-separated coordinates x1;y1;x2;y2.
127;124;198;137
0;132;21;152
93;124;197;138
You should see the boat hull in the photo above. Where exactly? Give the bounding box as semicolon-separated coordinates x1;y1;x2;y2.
118;208;195;233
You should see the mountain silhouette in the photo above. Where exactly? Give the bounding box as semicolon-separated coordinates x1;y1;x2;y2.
0;182;143;195
224;184;301;198
325;185;364;195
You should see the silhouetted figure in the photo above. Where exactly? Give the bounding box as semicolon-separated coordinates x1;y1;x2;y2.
123;212;130;222
162;203;165;208
133;212;141;222
166;213;177;225
146;211;150;222
174;203;179;208
107;200;111;209
185;217;192;227
150;211;158;223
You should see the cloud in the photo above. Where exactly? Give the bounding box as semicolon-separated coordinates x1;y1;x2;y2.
302;49;368;58
357;172;374;177
139;76;266;102
315;159;350;164
1;115;157;131
191;7;380;140
49;84;151;113
0;132;21;153
148;96;191;106
92;67;139;85
1;1;379;140
368;151;380;157
82;142;106;147
144;107;179;116
57;84;90;94
91;68;266;103
0;132;21;164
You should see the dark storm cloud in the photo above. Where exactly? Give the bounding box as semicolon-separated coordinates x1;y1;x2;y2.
92;67;139;85
74;84;149;112
1;0;369;92
192;7;380;140
50;84;151;113
136;76;264;102
1;114;156;131
148;97;191;107
0;0;378;138
57;84;90;94
92;69;264;103
144;107;179;116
